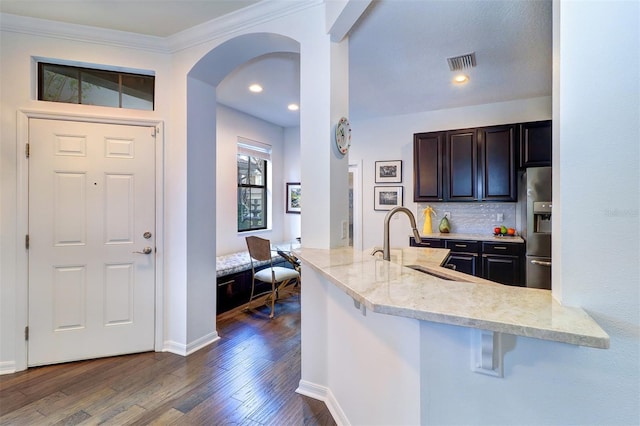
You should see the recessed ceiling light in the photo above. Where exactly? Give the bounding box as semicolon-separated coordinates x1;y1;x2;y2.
453;74;469;84
287;103;299;111
249;84;263;93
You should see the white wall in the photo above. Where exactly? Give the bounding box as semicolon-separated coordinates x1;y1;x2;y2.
283;126;302;241
215;104;292;255
349;96;551;250
186;76;218;345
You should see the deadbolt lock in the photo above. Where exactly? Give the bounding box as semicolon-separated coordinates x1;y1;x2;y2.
143;232;152;239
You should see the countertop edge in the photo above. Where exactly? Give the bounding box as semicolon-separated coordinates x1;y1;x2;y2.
296;247;610;350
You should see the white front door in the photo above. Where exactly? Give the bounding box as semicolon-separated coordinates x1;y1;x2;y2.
28;118;156;366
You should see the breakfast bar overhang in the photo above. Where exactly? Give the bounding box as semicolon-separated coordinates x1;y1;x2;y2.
294;246;609;425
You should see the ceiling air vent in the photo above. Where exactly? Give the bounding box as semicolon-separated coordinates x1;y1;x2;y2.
447;52;476;71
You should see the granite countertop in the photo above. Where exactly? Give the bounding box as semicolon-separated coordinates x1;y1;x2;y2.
417;232;526;243
294;246;609;349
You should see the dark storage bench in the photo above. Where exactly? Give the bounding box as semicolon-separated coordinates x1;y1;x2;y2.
215;243;298;314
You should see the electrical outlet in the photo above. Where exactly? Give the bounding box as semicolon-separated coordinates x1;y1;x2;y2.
444;212;451;219
497;213;504;222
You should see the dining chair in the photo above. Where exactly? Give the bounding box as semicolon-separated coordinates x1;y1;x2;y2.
245;236;301;318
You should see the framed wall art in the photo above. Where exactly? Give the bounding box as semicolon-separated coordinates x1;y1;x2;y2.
374;186;403;211
286;182;301;214
375;160;402;183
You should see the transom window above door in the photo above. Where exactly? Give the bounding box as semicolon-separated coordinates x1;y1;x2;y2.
37;62;155;111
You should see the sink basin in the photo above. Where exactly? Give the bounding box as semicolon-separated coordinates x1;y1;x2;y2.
404;265;459;281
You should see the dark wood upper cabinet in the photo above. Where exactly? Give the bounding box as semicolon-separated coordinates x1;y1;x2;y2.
519;120;552;168
413;132;445;201
478;124;517;201
414;122;524;202
446;129;478;201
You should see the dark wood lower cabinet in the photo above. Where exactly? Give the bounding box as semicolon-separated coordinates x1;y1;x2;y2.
481;241;525;286
444;239;480;276
409;237;524;286
446;252;479;276
409;237;445;248
482;255;523;286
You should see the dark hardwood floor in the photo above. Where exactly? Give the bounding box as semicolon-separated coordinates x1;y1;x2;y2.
0;292;336;425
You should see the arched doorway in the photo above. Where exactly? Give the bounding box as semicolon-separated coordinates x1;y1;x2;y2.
185;32;301;318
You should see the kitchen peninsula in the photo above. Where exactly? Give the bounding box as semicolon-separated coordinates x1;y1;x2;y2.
295;246;610;425
296;246;608;348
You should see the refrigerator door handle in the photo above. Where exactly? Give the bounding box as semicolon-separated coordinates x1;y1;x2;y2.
531;259;552;267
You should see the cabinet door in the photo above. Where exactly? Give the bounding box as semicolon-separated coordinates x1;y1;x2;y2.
520;120;552;168
446;129;477;201
413;132;445;201
445;253;479;276
482;255;523;286
445;240;480;276
216;271;250;313
478;124;517;201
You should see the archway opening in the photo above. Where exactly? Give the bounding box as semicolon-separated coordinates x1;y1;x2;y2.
186;32;301;318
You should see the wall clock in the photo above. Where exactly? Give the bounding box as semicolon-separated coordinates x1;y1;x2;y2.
335;117;351;155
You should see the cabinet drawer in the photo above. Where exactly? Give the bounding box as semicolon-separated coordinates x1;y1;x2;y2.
482;241;523;256
410;237;444;248
445;240;480;253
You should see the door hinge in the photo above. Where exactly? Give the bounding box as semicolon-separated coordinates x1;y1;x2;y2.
26;143;30;158
25;234;29;250
25;326;29;341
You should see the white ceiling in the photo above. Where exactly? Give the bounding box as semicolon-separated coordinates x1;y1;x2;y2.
0;0;552;128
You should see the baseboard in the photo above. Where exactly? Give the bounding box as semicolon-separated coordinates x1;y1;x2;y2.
296;380;350;426
0;361;17;375
163;331;220;356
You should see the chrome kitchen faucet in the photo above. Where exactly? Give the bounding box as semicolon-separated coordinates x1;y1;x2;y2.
372;206;422;261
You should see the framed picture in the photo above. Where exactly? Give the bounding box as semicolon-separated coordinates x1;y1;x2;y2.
375;160;402;183
286;182;301;214
374;186;403;211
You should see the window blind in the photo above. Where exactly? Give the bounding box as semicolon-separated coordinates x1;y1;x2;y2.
237;137;271;161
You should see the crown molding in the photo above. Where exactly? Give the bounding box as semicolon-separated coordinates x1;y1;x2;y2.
0;0;322;55
0;13;170;54
166;0;322;53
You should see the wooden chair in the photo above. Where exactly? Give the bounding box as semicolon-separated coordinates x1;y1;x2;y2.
245;236;300;318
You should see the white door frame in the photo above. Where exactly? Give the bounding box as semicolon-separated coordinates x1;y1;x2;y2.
15;109;164;372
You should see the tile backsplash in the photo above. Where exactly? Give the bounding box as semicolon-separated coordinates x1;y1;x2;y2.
416;202;518;234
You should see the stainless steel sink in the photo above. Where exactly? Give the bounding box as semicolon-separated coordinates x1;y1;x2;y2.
404;265;458;281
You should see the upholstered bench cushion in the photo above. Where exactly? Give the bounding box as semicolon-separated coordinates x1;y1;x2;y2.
216;241;300;277
216;251;273;277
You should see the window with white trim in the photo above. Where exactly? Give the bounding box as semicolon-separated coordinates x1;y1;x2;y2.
237;139;271;232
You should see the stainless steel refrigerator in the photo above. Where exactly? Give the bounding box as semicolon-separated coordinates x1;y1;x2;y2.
521;167;552;289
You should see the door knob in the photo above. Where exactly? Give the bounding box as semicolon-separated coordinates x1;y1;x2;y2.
133;247;153;255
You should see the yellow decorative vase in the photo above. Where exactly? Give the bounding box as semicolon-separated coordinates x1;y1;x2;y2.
422;206;435;235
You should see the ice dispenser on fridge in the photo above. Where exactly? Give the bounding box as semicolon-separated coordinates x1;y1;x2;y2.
533;202;552;234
